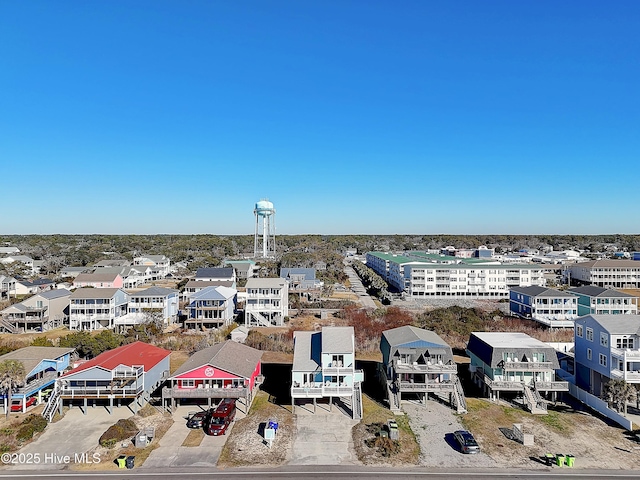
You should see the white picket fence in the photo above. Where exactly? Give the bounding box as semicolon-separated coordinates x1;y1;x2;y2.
568;383;633;430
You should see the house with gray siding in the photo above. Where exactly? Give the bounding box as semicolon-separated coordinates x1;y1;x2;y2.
568;286;638;316
380;326;466;413
0;288;71;333
69;288;128;331
467;332;568;414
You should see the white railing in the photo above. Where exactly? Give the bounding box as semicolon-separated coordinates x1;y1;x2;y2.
394;361;457;373
611;347;640;359
502;361;554;371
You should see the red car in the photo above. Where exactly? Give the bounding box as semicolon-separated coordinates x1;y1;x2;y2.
205;398;236;436
10;397;37;412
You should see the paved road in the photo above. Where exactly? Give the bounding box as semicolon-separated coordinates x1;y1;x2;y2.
344;264;377;309
3;466;640;479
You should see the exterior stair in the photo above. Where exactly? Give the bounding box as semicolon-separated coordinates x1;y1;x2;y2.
452;377;468;414
387;381;402;413
524;384;547;414
352;382;363;420
42;382;61;422
0;318;18;334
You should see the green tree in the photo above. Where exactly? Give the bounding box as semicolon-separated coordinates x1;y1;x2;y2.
604;379;636;415
30;337;55;347
0;360;26;418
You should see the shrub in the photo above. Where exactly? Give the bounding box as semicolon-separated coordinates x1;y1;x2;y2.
22;414;47;433
16;425;35;442
99;418;138;448
0;428;13;437
0;443;13;453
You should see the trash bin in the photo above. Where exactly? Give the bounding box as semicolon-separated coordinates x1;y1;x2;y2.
116;455;127;469
544;453;554;466
380;430;389;438
556;454;565;467
268;420;279;431
566;455;575;467
125;456;135;469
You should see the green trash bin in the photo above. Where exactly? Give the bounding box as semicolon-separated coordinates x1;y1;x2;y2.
116;455;126;469
566;455;575;467
556;454;565;467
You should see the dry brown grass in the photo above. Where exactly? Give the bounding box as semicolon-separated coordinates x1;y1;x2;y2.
169;351;190;375
460;398;640;469
181;428;204;447
261;351;293;364
217;390;294;467
352;394;420;465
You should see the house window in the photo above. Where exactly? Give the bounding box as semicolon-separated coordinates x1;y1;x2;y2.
181;379;195;388
587;348;592;361
331;355;344;367
586;328;594;342
616;338;634;349
576;325;583;338
599;354;607;367
600;333;608;348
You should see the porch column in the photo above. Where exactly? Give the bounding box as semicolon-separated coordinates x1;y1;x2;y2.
22;397;26;414
38;390;42;405
313;397;316;413
329;396;332;412
109;397;113;415
83;398;87;415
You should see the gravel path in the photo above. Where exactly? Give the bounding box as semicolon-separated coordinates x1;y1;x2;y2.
403;400;497;468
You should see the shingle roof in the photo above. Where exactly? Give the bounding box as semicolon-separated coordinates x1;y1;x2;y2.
38;288;71;300
510;286;576;298
63;341;170;377
129;286;177;298
190;286;236;301
321;326;354;353
185;280;235;289
280;268;316;280
195;267;234;279
74;272;121;283
467;332;559;368
70;287;121;299
568;286;635;298
382;326;450;348
292;331;321;372
0;346;75;375
246;278;286;288
579;314;640;335
172;341;262;378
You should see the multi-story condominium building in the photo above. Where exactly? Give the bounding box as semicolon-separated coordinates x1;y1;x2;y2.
291;326;364;419
133;255;171;279
185;286;237;330
365;251;546;298
574;314;640;397
380;326;466;413
509;286;578;327
69;288;128;331
1;289;71;333
244;278;288;327
124;286;179;328
564;259;640;288
467;332;568;414
568;286;638;316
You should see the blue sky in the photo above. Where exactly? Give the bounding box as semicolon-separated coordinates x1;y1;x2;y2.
1;1;638;235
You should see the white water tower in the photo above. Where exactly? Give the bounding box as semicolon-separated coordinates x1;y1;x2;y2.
254;199;276;258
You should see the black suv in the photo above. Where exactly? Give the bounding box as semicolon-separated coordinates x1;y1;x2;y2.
186;409;214;429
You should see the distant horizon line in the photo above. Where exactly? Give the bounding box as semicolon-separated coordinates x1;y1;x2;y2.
2;232;640;237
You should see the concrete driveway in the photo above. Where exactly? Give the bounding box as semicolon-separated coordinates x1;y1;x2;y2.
143;405;243;468
289;400;359;465
10;405;132;470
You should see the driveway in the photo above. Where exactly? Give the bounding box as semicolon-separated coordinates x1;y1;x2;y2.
403;400;497;468
143;404;244;468
9;405;132;470
289;400;359;465
344;265;377;309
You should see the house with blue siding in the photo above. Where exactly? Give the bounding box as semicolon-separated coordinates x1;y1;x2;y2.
574;314;640;398
45;341;170;420
0;346;74;414
380;326;466;413
509;286;578;327
291;326;364;419
568;286;638;316
186;285;237;330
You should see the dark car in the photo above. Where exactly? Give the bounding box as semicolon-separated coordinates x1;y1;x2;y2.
186;409;213;429
205;398;237;436
453;430;480;454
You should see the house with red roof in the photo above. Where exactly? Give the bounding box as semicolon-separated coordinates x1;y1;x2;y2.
43;341;170;420
162;340;263;412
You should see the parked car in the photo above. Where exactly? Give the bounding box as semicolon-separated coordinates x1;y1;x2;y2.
10;397;36;412
186;409;213;429
205;398;237;436
453;430;480;454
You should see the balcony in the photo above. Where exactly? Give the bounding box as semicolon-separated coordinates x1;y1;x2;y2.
323;385;354;396
323;365;354;375
611;347;640;359
611;369;640;382
60;383;144;398
483;375;525;391
393;360;457;374
398;380;455;392
291;385;323;398
162;385;248;399
501;361;554;371
533;381;569;391
16;371;58;395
